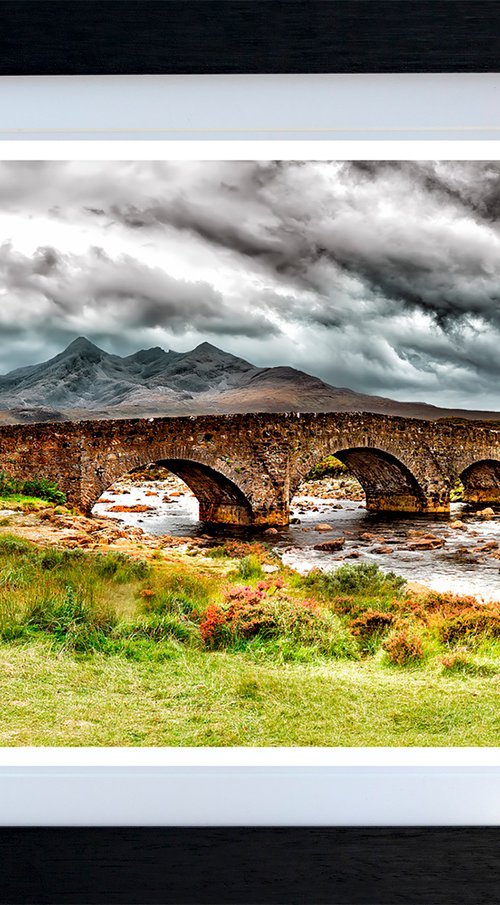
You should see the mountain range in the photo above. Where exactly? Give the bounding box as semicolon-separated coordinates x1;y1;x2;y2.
0;336;498;424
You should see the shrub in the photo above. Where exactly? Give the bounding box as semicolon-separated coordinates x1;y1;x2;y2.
199;604;230;648
220;586;280;640
383;626;424;666
0;470;17;497
19;476;66;505
305;455;347;480
350;610;395;640
406;590;483;621
441;650;470;672
0;469;65;505
300;562;405;598
438;609;500;645
236;555;263;581
199;585;357;659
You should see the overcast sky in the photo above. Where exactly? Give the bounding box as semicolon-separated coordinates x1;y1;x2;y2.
0;159;499;409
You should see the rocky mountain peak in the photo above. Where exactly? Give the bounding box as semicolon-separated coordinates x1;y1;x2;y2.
65;336;101;352
0;336;496;423
182;341;246;363
63;336;105;358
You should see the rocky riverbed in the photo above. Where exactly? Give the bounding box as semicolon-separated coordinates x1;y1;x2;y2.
0;470;498;600
90;471;500;601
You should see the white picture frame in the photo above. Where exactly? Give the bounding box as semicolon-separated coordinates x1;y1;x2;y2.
0;74;499;828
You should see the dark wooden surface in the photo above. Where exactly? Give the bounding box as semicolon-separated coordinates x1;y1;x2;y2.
0;827;499;904
0;1;499;75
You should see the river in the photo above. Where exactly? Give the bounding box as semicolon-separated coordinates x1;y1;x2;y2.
93;476;500;601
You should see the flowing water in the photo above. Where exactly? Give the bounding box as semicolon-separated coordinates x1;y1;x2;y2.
93;478;500;601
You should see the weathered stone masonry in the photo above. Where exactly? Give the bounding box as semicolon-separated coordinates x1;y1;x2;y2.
0;412;499;525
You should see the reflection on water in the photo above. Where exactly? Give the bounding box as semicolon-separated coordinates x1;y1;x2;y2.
93;481;500;601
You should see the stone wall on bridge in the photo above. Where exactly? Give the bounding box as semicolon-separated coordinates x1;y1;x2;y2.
0;412;499;526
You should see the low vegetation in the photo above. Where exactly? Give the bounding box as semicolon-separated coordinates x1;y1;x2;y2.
305;455;347;480
0;469;66;507
0;532;498;745
450;478;465;502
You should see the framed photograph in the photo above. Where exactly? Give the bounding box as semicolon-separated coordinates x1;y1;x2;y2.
0;3;499;904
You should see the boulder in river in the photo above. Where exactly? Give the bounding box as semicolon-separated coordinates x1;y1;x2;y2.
407;535;445;551
314;523;334;532
476;508;495;519
477;540;499;551
314;536;346;552
108;504;154;513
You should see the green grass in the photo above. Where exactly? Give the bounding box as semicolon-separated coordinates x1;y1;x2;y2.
0;494;52;511
0;641;498;746
0;533;498;746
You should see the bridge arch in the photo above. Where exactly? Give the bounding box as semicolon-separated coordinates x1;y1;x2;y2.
460;458;500;506
335;447;428;512
158;458;252;524
84;443;262;526
291;446;429;513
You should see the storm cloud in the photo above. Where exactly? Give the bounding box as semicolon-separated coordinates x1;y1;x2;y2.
0;159;499;410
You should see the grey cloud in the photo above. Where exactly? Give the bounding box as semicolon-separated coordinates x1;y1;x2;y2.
96;160;500;335
1;160;500;409
32;247;61;275
0;242;280;362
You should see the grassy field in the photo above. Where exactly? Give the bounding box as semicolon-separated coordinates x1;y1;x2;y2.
2;641;499;746
0;530;498;746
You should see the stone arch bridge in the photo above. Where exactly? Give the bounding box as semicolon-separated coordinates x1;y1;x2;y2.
0;412;499;526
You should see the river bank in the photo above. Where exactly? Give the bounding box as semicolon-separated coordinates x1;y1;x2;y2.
89;471;500;601
0;513;498;746
0;467;498;600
